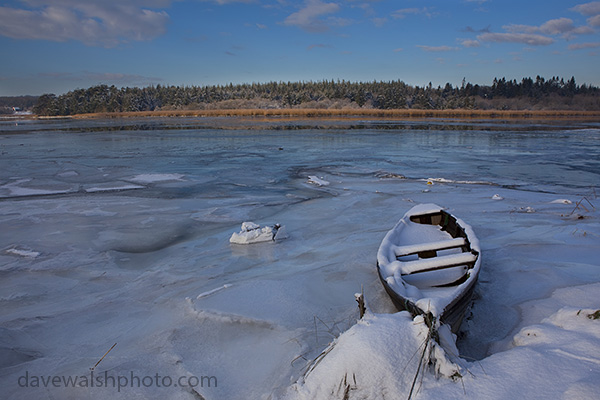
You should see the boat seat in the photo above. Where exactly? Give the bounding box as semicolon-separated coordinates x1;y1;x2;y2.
393;237;466;257
402;265;468;288
399;252;477;275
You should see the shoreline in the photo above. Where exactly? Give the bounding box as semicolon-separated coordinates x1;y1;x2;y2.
32;108;600;121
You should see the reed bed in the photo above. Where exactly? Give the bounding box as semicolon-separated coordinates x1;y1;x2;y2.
69;108;600;121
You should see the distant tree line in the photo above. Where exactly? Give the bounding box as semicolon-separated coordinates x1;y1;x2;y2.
31;76;599;116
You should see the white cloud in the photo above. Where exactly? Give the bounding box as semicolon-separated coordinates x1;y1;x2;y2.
571;2;600;27
371;17;387;27
461;39;480;48
503;24;537;34
212;0;255;3
571;1;600;16
283;0;341;33
0;1;170;47
391;8;419;19
463;25;491;33
504;18;593;38
328;16;352;27
307;43;333;50
478;32;554;46
416;45;459;52
541;18;583;35
37;70;163;86
83;71;163;85
23;0;171;6
588;14;600;26
568;41;600;50
391;8;433;19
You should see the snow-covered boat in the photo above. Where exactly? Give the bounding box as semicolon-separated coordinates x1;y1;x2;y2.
377;204;481;333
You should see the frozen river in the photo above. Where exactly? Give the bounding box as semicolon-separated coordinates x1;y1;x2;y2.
1;117;599;399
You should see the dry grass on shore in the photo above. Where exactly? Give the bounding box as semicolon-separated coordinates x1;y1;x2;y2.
52;108;600;121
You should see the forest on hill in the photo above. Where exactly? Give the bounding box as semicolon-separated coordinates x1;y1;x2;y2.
28;76;600;116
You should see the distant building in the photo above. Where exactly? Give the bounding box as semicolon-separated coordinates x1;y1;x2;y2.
11;107;32;115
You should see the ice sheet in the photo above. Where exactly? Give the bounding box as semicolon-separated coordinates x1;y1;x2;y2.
1;118;598;399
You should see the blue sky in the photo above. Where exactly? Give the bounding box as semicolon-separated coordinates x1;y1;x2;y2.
1;0;599;96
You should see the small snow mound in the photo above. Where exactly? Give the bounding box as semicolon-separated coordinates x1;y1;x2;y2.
563;380;600;400
307;176;330;186
513;306;600;354
514;206;536;213
241;221;260;231
229;222;285;244
283;313;461;400
550;199;573;204
5;247;40;258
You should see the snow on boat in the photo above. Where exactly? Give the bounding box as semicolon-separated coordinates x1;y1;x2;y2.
377;203;481;333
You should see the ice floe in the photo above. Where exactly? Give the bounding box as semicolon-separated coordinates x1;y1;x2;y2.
229;222;286;244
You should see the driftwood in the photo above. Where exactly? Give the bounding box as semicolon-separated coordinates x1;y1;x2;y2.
90;343;117;371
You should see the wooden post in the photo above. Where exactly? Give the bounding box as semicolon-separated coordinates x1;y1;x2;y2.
355;292;366;319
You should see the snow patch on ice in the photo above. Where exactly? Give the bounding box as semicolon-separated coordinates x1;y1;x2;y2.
128;173;184;183
513;206;536;213
84;182;144;193
5;247;40;258
426;177;495;185
196;284;233;299
57;170;79;178
0;292;29;302
186;297;277;329
307;175;330;186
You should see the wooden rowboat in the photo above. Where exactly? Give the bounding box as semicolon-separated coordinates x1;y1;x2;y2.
376;204;481;333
